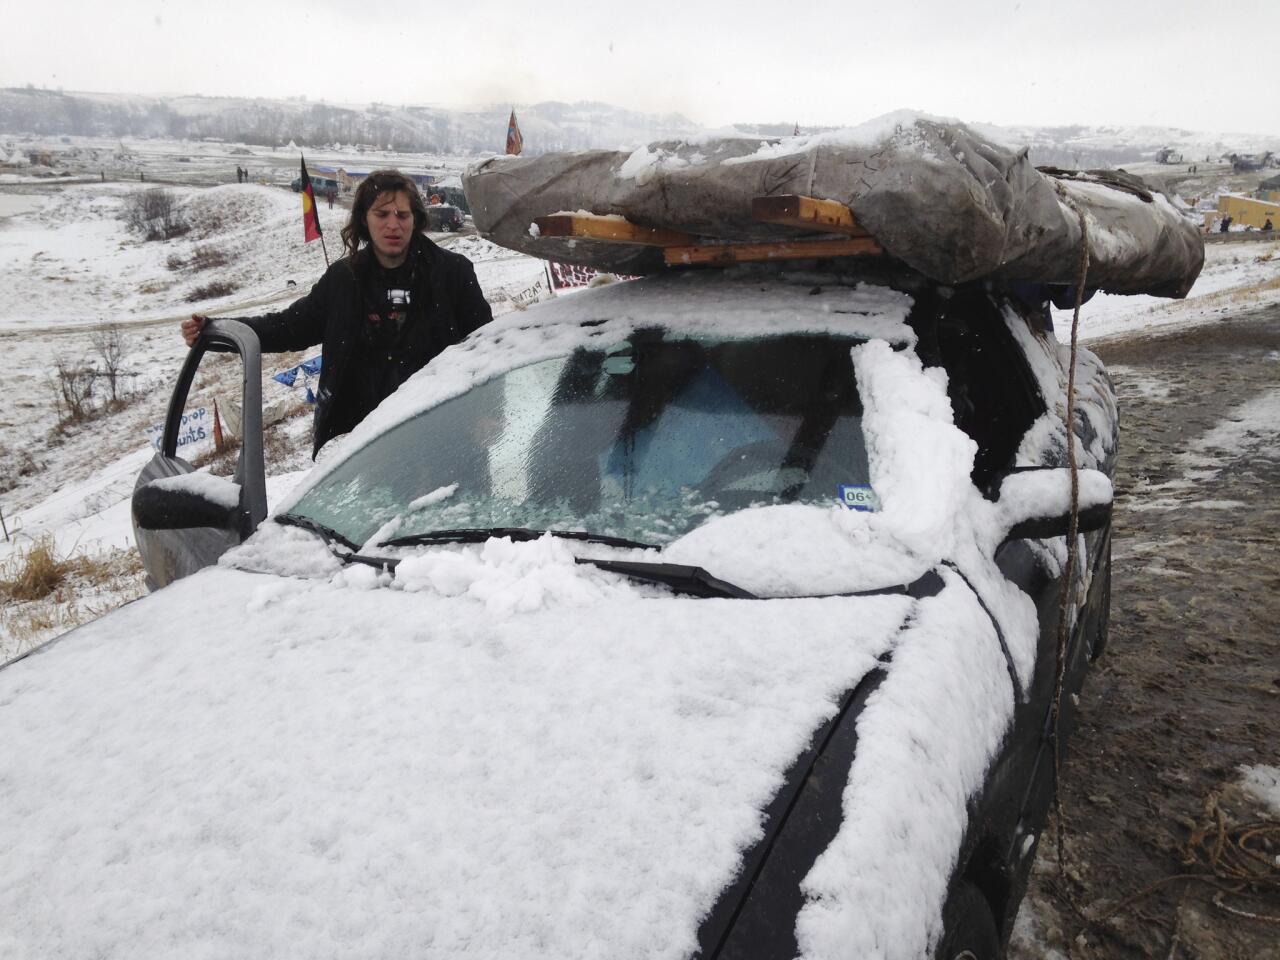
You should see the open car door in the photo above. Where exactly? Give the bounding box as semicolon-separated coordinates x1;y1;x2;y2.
131;320;267;590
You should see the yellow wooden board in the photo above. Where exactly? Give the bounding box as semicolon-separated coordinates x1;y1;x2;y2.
664;237;883;266
751;195;869;236
533;213;696;247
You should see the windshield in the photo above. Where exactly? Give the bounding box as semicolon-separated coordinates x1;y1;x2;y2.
288;329;873;547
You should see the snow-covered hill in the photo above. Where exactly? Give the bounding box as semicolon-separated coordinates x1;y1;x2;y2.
4;87;1278;164
0;88;706;156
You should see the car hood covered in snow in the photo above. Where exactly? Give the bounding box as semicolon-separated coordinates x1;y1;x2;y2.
0;562;934;959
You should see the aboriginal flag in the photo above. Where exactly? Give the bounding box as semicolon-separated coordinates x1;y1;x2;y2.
506;109;523;156
299;156;322;243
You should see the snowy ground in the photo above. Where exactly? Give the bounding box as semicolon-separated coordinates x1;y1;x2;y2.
1052;237;1280;343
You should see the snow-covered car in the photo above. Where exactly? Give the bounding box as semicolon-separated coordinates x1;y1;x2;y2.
3;265;1115;960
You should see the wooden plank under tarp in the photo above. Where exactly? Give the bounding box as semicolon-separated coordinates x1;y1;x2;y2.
533;213;696;247
664;237;883;266
751;195;871;236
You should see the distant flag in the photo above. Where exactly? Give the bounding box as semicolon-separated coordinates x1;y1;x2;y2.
298;155;329;265
506;109;524;156
212;398;225;452
299;156;323;243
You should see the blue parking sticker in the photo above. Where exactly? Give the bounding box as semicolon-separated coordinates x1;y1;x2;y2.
839;484;880;512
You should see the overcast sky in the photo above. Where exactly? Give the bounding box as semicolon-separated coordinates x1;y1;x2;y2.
3;0;1275;134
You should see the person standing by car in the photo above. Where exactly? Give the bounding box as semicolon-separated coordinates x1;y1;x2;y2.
181;169;492;457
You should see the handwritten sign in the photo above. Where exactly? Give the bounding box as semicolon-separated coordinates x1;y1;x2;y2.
145;407;210;453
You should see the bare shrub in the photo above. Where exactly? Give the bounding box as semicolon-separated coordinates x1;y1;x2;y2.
194;205;230;238
186;280;237;302
190;244;230;271
122;187;190;241
89;323;129;403
50;355;96;423
166;245;230;273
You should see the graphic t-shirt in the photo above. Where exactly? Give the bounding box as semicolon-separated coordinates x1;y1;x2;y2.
340;258;437;430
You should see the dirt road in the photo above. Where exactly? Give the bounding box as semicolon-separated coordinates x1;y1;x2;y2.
1016;306;1280;958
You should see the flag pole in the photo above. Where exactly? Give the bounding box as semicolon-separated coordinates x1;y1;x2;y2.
300;154;330;267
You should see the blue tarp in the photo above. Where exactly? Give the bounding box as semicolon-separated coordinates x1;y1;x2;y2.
272;355;322;387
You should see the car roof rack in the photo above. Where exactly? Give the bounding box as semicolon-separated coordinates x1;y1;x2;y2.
532;194;884;267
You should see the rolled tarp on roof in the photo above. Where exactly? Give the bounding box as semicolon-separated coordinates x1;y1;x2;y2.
463;117;1204;298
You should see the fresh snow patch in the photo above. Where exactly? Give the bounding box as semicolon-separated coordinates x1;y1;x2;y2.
1239;765;1280;815
150;470;241;508
407;483;459;511
0;566;913;960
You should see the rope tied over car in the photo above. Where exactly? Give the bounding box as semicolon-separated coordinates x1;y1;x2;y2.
1045;189;1280;944
1050;185;1090;899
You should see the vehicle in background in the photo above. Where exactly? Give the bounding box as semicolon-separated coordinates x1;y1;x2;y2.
424;203;465;232
290;175;341;194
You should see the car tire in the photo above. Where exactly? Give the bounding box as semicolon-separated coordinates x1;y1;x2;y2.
936;882;1000;960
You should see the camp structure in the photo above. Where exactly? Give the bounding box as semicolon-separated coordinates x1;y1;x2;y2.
463;117;1205;299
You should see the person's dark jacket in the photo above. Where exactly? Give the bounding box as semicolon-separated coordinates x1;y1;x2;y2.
232;237;491;457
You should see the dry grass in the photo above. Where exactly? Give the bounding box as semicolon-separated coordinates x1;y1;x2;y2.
1223;273;1280;303
0;542;146;661
186;279;238;302
1173;271;1280;314
190;399;309;476
167;244;231;273
0;535;133;603
190;434;243;474
190;244;231;271
1;536;70;602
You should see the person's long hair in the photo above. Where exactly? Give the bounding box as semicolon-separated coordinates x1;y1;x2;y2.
340;170;430;259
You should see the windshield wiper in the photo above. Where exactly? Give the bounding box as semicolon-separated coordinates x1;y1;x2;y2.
379;527;656;550
274;513;360;552
576;558;756;599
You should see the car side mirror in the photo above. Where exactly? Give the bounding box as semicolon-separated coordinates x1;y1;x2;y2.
133;473;247;536
994;466;1112;542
